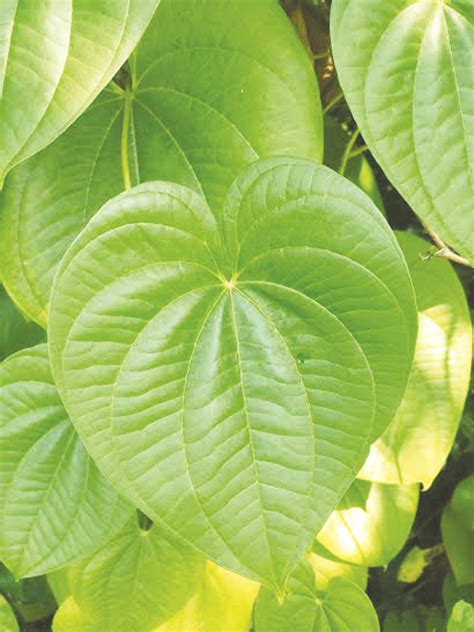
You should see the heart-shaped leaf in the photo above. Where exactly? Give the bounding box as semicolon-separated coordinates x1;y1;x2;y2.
308;543;368;591
359;232;472;489
51;517;204;632
0;344;132;578
49;158;417;590
331;0;474;264
0;0;160;184
254;562;379;632
0;0;322;327
316;479;419;567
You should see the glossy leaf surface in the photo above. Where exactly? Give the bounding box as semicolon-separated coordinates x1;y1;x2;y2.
360;232;472;488
254;561;379;632
0;0;160;184
0;344;131;578
49;158;416;590
316;478;419;566
331;0;474;264
0;0;322;327
52;517;204;632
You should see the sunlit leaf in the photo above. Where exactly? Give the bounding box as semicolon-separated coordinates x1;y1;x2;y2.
448;600;474;632
308;543;368;591
360;231;472;489
0;344;132;578
0;595;18;632
48;159;416;590
52;517;204;632
0;0;322;327
0;0;160;184
331;0;474;264
254;561;379;632
316;478;419;566
155;561;259;632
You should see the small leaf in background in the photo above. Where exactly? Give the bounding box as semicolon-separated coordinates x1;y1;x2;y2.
316;479;419;567
52;517;204;632
254;561;379;632
0;286;45;360
443;572;474;617
323;116;385;214
0;595;19;632
48;158;416;590
0;344;132;578
397;545;443;584
0;0;160;184
360;232;472;488
442;474;474;586
155;562;259;632
448;600;474;632
0;0;322;327
331;0;474;264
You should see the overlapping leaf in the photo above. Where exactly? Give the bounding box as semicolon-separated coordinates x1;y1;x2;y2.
254;561;379;632
49;158;417;590
360;232;472;488
0;0;322;327
0;344;132;578
0;286;44;360
331;0;474;264
0;0;160;184
52;517;204;632
316;478;419;567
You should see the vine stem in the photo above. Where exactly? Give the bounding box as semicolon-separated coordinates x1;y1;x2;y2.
121;93;132;191
322;91;343;115
423;229;471;267
339;127;360;176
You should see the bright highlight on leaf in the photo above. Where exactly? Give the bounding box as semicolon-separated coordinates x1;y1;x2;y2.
360;232;472;489
331;0;474;265
0;0;322;327
0;344;132;578
316;478;419;567
48;157;417;591
0;0;160;185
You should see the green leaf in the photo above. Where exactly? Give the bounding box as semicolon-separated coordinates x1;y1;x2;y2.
48;158;417;590
443;572;474;617
360;231;472;489
155;561;259;632
0;286;45;360
0;0;322;327
308;543;368;591
442;474;474;586
448;600;474;632
316;478;419;567
0;344;132;578
323;117;385;214
331;0;474;264
52;517;204;632
0;0;160;184
254;561;379;632
0;595;19;632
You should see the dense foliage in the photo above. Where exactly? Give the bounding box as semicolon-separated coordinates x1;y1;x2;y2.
0;1;472;630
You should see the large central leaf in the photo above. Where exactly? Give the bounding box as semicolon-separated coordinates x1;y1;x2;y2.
331;0;474;264
0;0;322;327
49;158;416;591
